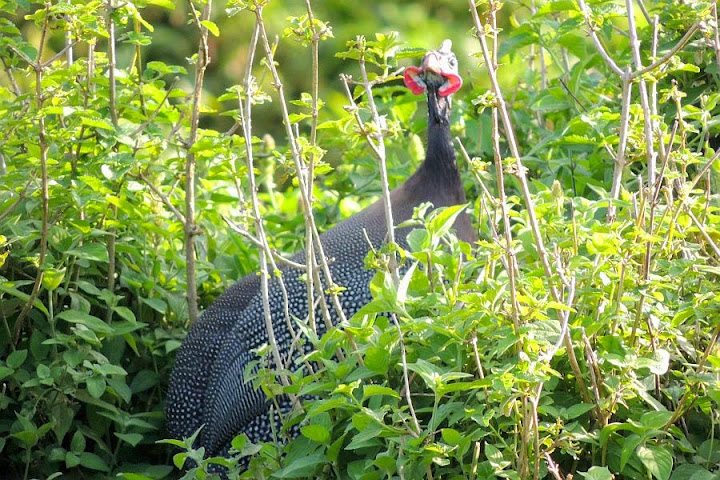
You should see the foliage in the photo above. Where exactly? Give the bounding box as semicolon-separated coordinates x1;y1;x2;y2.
0;0;719;479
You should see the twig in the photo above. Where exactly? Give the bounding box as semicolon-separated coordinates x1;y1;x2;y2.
237;19;293;387
0;180;32;223
183;0;212;324
608;68;633;222
545;453;565;480
684;207;720;259
104;0;118;127
303;0;320;333
133;172;186;224
222;216;306;270
630;22;701;80
1;56;21;97
582;331;607;426
357;43;398;284
714;4;720;74
254;2;351;334
392;313;421;437
577;0;624;76
130;77;179;137
12;6;51;347
468;0;560;304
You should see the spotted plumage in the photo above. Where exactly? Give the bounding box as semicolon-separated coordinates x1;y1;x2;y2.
166;39;473;459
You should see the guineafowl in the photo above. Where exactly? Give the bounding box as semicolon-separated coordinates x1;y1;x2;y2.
166;39;473;458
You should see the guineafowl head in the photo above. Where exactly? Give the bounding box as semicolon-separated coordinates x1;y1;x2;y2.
403;39;462;98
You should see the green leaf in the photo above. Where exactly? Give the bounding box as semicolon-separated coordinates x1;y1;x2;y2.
639;349;670;375
81;117;115;131
79;452;110;472
301;424;330;444
637;445;672;480
12;430;38;448
0;283;49;317
141;297;167;313
146;0;175;9
112;306;136;323
130;369;159;393
51;404;73;444
66;243;109;263
364;346;390;374
621;434;642;471
640;411;673;430
565;403;595;420
536;0;579;15
7;349;28;369
57;311;114;334
65;451;80;468
70;431;86;454
669;464;715;480
200;20;219;36
42;268;66;291
441;428;462;445
115;432;143;447
86;376;107;399
581;466;613;480
272;452;326;478
362;385;400;400
428;204;467;239
0;366;13;381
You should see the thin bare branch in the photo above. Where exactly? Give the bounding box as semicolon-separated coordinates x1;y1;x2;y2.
630;22;701;80
13;10;52;346
392;313;421;437
608;68;633;222
182;0;212;324
223;217;306;271
577;0;624;76
468;1;560;304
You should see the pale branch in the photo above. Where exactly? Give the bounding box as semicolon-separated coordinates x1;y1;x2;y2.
222;217;307;271
104;0;118;127
714;3;720;74
254;2;351;334
41;40;80;69
630;22;701;80
392;313;421;437
1;56;21;97
13;8;51;347
685;207;720;260
577;0;624;76
303;0;321;333
183;0;213;324
237;19;294;384
357;51;398;283
131;76;179;137
625;0;657;190
133;172;186;224
468;0;560;305
608;67;633;222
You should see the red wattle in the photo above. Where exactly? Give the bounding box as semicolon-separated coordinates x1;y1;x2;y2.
403;66;426;95
438;73;462;97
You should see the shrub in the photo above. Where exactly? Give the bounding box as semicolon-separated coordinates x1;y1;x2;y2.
0;0;718;479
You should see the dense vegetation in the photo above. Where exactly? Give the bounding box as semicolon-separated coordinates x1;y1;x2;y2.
1;0;719;479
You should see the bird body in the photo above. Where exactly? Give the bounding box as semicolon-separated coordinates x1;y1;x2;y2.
166;39;473;458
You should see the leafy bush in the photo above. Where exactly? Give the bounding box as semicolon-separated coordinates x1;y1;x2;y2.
1;0;719;479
